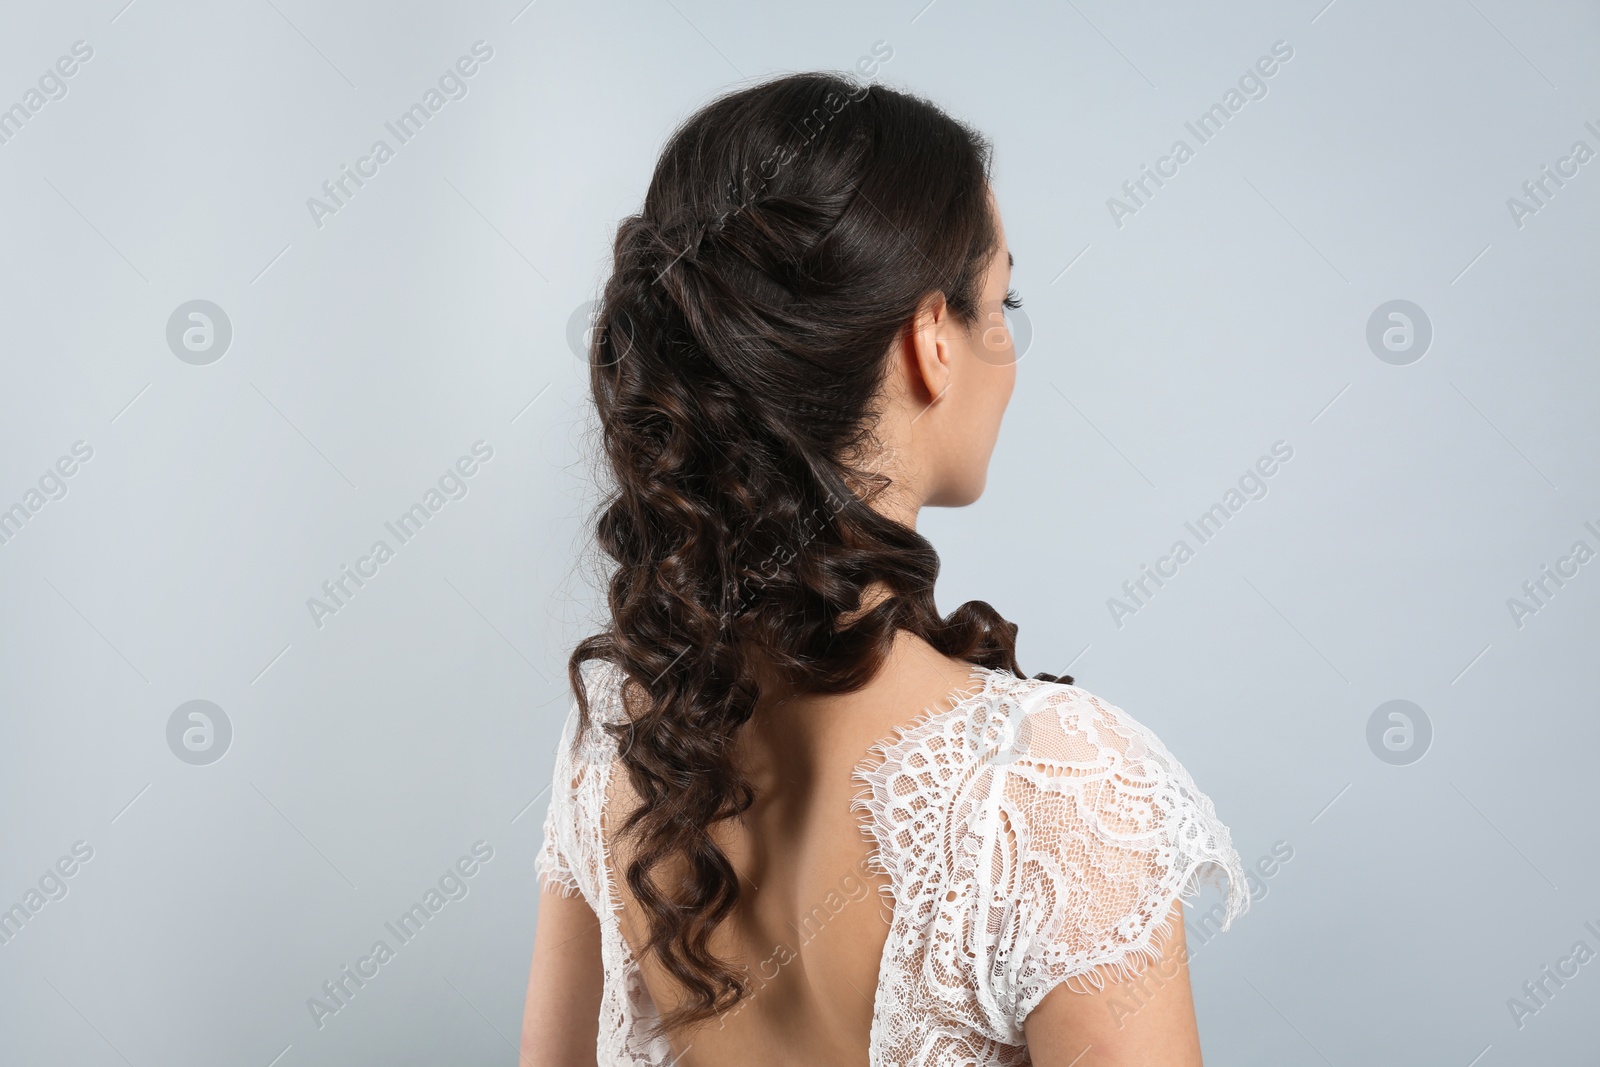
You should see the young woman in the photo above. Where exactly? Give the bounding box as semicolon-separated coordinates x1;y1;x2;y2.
521;72;1247;1066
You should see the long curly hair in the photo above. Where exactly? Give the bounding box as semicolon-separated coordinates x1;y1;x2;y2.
568;71;1070;1035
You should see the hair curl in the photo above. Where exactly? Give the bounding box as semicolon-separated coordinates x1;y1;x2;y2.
568;71;1070;1035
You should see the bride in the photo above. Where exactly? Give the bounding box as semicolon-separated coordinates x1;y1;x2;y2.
521;70;1247;1066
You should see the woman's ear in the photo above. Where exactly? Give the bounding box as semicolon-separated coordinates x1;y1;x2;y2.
905;291;954;406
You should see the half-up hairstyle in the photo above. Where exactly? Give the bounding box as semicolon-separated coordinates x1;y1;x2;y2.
568;70;1070;1035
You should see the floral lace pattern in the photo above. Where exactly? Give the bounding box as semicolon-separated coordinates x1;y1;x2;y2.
536;660;1248;1065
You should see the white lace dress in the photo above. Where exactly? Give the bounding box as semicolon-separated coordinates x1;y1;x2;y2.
536;659;1249;1065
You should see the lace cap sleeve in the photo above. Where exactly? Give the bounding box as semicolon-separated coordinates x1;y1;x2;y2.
534;693;585;899
976;681;1248;1033
533;659;623;903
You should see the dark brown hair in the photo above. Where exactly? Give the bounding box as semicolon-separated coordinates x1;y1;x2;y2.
568;71;1068;1034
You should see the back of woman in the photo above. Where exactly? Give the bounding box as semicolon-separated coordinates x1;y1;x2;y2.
521;72;1247;1066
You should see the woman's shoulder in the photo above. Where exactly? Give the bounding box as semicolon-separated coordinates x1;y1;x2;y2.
991;675;1251;1026
984;670;1197;775
559;658;632;756
853;660;1249;907
854;665;1251;1033
852;663;1184;780
534;658;636;904
975;670;1243;874
541;658;633;830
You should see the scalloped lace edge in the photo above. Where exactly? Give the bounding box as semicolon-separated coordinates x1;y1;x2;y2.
1013;851;1247;1021
846;662;1003;910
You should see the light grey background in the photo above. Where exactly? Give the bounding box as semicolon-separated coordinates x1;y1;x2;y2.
2;0;1596;1064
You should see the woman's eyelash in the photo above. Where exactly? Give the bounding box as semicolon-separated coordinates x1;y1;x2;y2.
1003;289;1023;310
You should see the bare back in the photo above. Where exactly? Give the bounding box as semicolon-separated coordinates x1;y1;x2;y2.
604;633;977;1065
526;631;1247;1066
